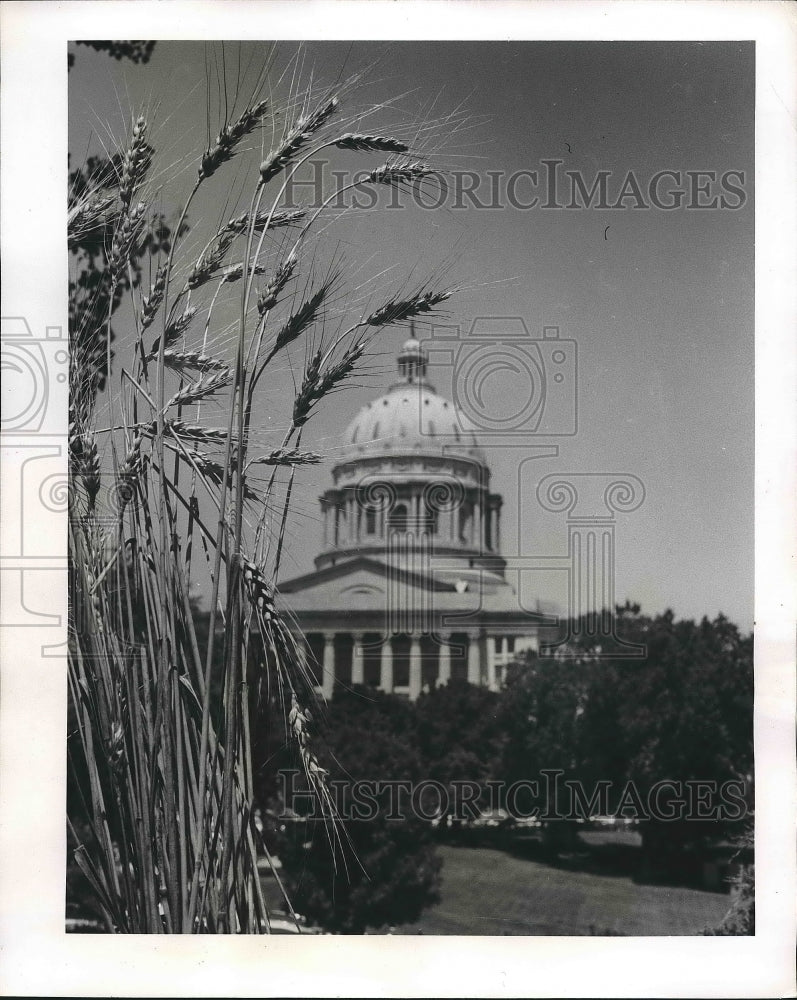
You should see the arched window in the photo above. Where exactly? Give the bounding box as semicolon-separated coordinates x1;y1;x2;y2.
389;503;408;533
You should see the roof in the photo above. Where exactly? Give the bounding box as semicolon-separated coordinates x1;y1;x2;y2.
277;554;556;629
340;338;487;465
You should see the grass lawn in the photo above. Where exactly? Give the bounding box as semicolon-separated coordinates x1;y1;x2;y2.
391;844;733;936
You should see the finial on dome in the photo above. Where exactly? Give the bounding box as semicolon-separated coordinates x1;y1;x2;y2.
397;321;428;383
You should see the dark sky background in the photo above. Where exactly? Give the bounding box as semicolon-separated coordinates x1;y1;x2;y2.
69;40;754;628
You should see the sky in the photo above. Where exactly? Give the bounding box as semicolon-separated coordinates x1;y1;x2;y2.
69;40;755;629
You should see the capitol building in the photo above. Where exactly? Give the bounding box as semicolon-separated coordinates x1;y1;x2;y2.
279;335;551;700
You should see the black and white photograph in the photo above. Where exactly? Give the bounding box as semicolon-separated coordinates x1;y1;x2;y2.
1;2;794;997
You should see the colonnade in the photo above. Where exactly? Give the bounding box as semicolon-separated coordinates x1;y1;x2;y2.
297;629;526;700
319;489;502;552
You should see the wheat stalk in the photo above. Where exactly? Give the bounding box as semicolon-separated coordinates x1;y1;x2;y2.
69;54;462;935
366;288;451;326
292;342;366;428
224;207;305;235
186;232;236;289
147;307;196;359
108;201;146;279
141;266;167;330
334;133;409;152
249;448;322;466
259;96;339;186
199;99;270;181
367;159;436;187
167;368;233;408
256;254;298;315
162;349;228;372
118;116;152;211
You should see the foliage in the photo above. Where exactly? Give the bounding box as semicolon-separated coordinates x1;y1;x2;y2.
69;152;184;403
498;605;754;856
702;825;754;934
414;678;505;811
68;41;156;71
500;656;587;809
705;861;755;935
275;686;441;933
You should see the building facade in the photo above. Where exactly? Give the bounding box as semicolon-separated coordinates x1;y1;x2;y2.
278;336;552;699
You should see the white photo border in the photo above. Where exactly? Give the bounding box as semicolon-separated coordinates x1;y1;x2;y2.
1;2;794;997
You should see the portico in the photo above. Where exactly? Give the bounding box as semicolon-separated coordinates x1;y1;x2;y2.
295;628;528;699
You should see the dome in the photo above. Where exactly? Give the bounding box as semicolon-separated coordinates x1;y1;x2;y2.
316;332;504;573
340;337;486;464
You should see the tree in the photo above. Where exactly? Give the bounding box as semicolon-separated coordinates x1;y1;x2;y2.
607;609;753;864
68;42;166;406
68;41;156;71
498;606;753;865
274;687;442;932
500;654;588;814
414;678;505;818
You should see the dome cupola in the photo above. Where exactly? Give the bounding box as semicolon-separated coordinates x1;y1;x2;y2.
315;331;504;577
340;332;485;464
396;337;428;384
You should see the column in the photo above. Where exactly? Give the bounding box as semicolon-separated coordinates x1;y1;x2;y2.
467;630;481;685
379;635;394;693
296;633;309;683
321;631;335;700
409;634;422;699
348;496;356;544
486;635;497;691
321;501;328;547
413;492;421;534
437;632;451;686
352;632;364;684
449;505;457;545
